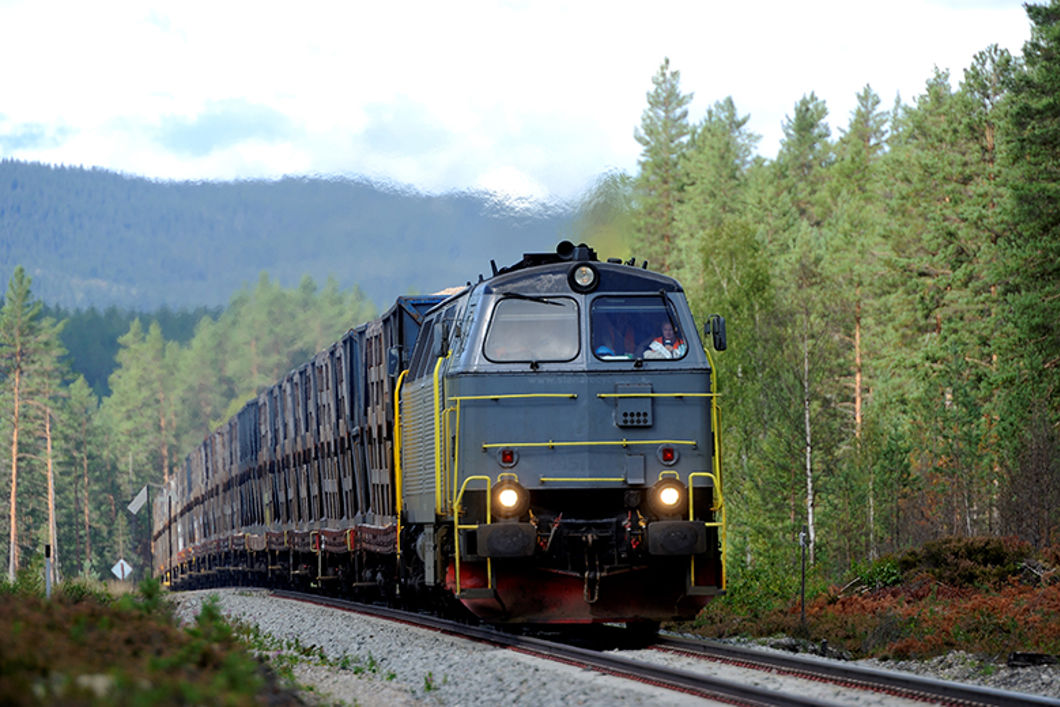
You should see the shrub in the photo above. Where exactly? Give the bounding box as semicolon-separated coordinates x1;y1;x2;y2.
896;536;1031;589
854;556;903;590
56;577;112;605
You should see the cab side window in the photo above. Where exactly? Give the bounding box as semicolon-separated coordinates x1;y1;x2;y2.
408;320;435;380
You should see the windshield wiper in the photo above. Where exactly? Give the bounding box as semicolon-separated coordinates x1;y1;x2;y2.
499;291;563;306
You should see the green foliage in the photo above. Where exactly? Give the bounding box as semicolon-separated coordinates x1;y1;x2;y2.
0;554;46;597
55;576;112;605
896;536;1032;589
998;0;1060;520
632;57;693;273
41;303;220;398
0;580;285;705
113;578;172;617
694;562;831;636
854;556;903;590
630;6;1057;592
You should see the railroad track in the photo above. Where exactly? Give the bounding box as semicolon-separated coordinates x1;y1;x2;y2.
270;590;1058;706
652;635;1060;706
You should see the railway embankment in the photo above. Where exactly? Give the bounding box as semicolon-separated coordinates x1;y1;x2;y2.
683;537;1060;675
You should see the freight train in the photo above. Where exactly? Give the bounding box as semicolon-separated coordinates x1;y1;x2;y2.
153;241;728;629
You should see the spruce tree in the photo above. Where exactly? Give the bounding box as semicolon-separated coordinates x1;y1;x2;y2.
633;57;693;273
674;97;759;297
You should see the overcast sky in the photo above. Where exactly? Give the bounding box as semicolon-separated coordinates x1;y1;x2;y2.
0;0;1033;203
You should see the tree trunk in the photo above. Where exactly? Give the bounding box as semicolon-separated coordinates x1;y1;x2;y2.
82;421;91;573
159;389;170;484
7;368;19;581
803;330;816;565
44;406;59;586
856;296;876;559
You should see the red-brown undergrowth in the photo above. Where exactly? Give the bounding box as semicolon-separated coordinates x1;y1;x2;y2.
690;537;1060;660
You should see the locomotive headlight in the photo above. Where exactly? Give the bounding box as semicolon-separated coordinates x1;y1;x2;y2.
568;263;599;293
492;479;529;519
648;478;686;517
659;486;680;506
573;265;595;287
498;488;520;509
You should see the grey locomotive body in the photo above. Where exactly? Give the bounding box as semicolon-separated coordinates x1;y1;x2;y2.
153;242;727;626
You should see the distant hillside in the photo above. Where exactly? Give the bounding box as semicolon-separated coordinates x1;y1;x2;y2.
0;159;576;310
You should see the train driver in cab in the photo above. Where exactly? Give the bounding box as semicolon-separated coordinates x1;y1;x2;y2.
645;320;687;359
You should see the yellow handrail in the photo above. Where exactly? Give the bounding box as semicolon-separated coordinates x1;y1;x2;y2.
432;354;449;515
704;345;727;590
596;392;718;398
688;471;726;591
452;474;493;594
449;393;580;509
393;368;409;559
450;393;578;401
482;438;697;450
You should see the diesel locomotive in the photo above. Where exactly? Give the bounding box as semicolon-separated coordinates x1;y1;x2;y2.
153;241;728;628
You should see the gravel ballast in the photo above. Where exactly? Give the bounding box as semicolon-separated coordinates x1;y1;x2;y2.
171;588;1060;705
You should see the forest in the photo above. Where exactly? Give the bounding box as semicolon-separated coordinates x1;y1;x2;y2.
0;159;567;310
1;1;1058;594
588;1;1060;593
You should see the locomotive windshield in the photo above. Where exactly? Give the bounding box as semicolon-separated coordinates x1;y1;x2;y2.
591;296;688;360
484;296;579;362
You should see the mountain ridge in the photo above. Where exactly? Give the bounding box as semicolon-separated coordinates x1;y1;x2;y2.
1;159;576;310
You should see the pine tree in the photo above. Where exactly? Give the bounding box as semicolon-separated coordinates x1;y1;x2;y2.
0;266;65;581
776;92;834;226
674;97;759;297
882;54;1014;541
101;320;178;486
175;314;231;453
999;0;1060;545
1002;0;1060;417
61;376;101;576
633;57;693;273
826;84;890;560
768;94;839;566
23;323;68;586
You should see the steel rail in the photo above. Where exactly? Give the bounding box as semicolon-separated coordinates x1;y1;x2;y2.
655;635;1060;707
269;590;837;706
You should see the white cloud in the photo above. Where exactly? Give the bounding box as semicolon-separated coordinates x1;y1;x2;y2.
0;0;1033;200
